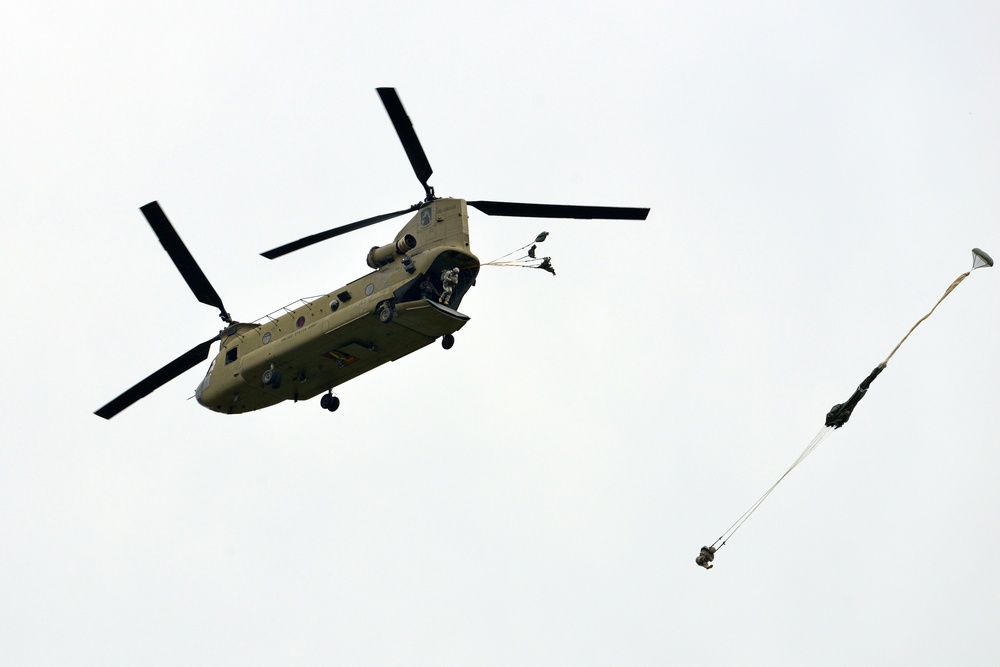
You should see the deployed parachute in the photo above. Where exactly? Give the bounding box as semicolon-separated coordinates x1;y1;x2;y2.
696;248;993;570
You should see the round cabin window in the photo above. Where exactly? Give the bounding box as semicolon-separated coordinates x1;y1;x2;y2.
296;316;305;328
365;283;375;296
262;332;272;344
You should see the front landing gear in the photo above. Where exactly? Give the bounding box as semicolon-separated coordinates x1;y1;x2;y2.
320;393;340;412
442;334;455;350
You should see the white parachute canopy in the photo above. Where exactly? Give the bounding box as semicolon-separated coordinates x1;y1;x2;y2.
972;247;994;271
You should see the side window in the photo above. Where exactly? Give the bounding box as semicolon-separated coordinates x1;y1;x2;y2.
225;347;238;365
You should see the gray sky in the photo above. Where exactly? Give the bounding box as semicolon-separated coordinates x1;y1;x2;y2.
3;2;998;665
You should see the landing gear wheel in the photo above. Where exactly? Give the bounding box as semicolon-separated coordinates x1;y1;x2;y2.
320;394;340;412
442;334;455;350
378;304;394;324
262;368;282;388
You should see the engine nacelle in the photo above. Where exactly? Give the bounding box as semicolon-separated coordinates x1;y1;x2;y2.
367;234;417;269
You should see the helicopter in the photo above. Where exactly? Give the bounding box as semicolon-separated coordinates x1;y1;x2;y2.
95;88;649;419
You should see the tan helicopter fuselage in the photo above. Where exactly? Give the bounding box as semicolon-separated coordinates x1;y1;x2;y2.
195;198;479;414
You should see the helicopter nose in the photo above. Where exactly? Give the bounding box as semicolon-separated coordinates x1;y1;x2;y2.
195;379;204;405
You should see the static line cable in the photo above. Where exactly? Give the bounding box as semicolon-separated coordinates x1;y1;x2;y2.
711;426;835;552
697;248;993;571
469;232;556;274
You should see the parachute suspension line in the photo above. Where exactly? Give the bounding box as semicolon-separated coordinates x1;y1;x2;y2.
881;247;993;367
881;271;969;367
712;426;836;551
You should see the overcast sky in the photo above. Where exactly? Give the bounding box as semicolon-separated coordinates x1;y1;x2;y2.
2;2;998;665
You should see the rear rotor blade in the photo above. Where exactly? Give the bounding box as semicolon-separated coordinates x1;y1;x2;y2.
94;336;218;419
467;200;650;220
141;202;232;322
260;206;417;259
377;87;434;197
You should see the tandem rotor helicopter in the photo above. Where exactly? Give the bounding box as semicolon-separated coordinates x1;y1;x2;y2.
95;88;649;419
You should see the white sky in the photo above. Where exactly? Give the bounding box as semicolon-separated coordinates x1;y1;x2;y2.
3;2;999;665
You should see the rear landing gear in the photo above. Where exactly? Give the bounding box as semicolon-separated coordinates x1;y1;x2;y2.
442;334;455;350
320;393;340;412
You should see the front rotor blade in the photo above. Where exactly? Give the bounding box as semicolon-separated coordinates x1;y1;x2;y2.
467;200;650;220
141;202;231;321
260;206;416;259
94;336;218;419
376;87;433;193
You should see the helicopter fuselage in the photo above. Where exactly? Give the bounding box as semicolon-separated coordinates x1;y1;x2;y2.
94;86;649;420
195;197;479;414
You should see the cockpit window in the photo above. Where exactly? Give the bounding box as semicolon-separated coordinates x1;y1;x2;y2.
225;347;238;365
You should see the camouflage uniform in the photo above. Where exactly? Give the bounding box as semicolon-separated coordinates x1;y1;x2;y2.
439;268;459;306
695;546;716;569
420;277;440;301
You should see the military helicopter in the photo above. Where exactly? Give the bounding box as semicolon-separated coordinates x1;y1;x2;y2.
95;88;649;419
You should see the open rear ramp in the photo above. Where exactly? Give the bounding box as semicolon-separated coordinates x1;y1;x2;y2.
391;298;470;338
